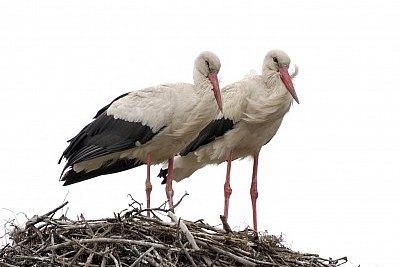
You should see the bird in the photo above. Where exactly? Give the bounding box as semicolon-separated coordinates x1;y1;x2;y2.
58;51;223;215
158;49;299;232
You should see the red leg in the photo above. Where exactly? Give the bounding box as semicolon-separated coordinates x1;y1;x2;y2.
250;152;259;232
165;157;175;212
145;152;152;217
224;150;233;220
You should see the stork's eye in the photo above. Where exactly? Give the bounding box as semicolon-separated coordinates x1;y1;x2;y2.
205;60;210;69
273;57;278;63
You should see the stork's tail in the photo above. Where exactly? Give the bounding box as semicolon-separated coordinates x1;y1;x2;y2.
157;153;208;183
61;158;144;186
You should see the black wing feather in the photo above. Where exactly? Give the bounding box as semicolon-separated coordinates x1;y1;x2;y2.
59;112;160;169
93;92;130;119
180;118;234;156
62;158;144;185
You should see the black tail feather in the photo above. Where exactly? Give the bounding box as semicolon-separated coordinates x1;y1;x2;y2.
157;168;168;184
62;158;144;186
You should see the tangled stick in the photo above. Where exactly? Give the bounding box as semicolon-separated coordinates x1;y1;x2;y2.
0;197;347;267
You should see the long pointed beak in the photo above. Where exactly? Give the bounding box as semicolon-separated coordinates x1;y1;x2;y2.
279;66;299;104
208;71;223;112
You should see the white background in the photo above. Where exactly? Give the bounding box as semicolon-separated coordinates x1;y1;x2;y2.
1;1;399;266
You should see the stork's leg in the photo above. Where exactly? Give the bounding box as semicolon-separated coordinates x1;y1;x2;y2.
223;150;233;220
145;152;152;217
165;157;175;212
250;152;259;232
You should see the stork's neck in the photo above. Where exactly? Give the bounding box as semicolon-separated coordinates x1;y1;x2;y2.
168;72;220;141
262;70;290;97
193;70;213;97
239;70;293;125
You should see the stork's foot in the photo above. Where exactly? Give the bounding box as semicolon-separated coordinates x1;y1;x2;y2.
250;152;259;233
223;150;233;219
145;152;152;217
165;157;175;212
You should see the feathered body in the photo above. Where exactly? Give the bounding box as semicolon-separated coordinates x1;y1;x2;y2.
59;51;223;186
158;49;299;231
165;50;298;182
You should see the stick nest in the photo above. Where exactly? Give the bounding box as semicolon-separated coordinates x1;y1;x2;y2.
0;201;347;267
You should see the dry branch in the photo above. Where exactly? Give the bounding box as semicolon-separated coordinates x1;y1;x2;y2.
0;202;348;267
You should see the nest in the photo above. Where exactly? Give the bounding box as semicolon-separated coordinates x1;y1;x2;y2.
0;199;347;267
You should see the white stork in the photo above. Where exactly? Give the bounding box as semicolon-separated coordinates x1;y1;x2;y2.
158;49;299;231
59;51;223;215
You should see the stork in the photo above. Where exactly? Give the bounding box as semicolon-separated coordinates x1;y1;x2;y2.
59;51;223;215
158;49;299;231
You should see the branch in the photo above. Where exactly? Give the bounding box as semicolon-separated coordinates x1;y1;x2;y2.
196;240;257;267
25;202;69;227
130;246;154;267
168;211;200;251
219;215;233;234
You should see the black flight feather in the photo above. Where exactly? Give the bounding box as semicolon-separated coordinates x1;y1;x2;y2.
93;92;130;119
59;112;164;178
180;118;234;156
62;158;144;185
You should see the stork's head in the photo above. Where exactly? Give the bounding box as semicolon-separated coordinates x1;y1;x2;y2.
194;51;223;112
262;50;299;104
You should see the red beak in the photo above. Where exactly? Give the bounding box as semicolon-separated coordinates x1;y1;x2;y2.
208;71;223;112
279;66;299;104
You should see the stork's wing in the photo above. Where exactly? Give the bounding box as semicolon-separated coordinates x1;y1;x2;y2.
60;112;161;168
59;85;187;169
93;92;130;118
179;79;253;156
179;118;234;156
62;158;144;185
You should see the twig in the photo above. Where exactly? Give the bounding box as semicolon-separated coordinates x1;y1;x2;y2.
25;202;68;227
84;247;96;267
50;231;56;264
0;262;19;267
69;247;85;267
1;201;347;267
130;246;154;267
131;192;190;217
168;211;200;250
171;191;189;210
334;256;348;266
100;255;107;267
178;239;197;267
197;240;257;267
127;194;143;211
46;237;176;251
219;215;233;234
109;252;120;267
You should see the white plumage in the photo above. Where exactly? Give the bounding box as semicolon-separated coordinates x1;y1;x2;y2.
159;49;299;231
59;51;223;214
